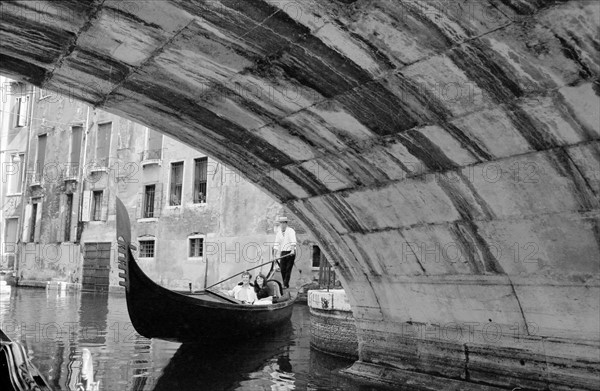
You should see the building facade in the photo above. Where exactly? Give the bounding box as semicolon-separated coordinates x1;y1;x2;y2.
117;123;299;291
1;79;320;292
1;78;32;276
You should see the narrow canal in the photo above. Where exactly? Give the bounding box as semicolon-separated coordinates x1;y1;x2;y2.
1;287;393;390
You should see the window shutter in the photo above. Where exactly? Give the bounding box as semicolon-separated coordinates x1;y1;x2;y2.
17;96;28;126
101;189;109;221
96;123;112;167
58;194;66;242
147;130;163;158
136;192;143;219
81;190;91;222
22;204;32;240
34;201;42;242
153;183;163;217
71;191;80;240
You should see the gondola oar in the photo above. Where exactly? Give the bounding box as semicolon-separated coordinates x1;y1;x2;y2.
205;253;294;290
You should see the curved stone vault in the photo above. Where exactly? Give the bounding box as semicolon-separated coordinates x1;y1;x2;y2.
1;0;599;389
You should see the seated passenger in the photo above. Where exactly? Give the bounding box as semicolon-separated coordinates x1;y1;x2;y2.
228;271;257;304
254;274;270;300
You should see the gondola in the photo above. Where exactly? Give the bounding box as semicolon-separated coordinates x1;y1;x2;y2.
116;197;295;343
1;328;53;391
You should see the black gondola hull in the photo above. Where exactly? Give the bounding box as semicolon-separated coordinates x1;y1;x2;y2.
116;197;295;343
125;256;294;342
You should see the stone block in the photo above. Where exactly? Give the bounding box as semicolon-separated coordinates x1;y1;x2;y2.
559;83;600;139
567;142;600;196
512;283;600;340
462;151;597;219
451;107;534;159
343;179;462;230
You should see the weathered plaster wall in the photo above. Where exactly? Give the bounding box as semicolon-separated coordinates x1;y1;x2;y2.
18;242;82;284
117;123;292;291
16;88;89;283
1;1;598;389
0;80;30;269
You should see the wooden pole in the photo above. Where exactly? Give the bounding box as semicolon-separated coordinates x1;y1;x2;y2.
205;253;293;290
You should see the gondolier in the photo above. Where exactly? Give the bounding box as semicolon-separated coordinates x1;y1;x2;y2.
273;216;297;289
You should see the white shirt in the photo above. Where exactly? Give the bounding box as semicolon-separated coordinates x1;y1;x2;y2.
274;226;296;253
230;284;257;303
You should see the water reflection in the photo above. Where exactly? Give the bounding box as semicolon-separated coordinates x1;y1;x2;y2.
128;335;153;391
245;353;297;390
154;322;293;390
79;293;108;345
1;288;393;391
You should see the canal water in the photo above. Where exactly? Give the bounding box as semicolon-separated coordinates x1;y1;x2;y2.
1;287;392;391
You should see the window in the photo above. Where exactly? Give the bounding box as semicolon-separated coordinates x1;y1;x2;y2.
117;121;131;149
91;191;103;221
15;96;29;127
29;203;38;243
64;194;73;241
312;245;321;268
189;237;204;258
23;199;42;243
35;134;47;182
81;190;107;222
96;122;112;167
143;185;155;218
8;153;25;193
68;126;83;177
139;240;155;258
193;158;207;203
3;218;19;269
136;184;162;219
169;162;183;206
4;218;18;252
144;129;163;160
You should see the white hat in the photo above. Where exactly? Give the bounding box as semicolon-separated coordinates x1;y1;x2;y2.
277;216;289;223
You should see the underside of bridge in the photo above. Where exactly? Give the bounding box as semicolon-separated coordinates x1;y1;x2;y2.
2;0;599;389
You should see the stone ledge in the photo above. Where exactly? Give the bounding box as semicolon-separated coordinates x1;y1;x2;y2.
17;280;50;289
355;319;600;390
46;281;81;291
19;280;82;291
17;280;126;294
342;361;507;391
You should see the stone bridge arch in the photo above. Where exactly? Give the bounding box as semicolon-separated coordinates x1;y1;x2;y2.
1;1;598;389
